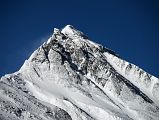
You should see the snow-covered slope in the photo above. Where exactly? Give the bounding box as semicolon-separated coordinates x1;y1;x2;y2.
1;25;159;120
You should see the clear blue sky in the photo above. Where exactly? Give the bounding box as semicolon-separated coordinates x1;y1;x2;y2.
0;0;159;77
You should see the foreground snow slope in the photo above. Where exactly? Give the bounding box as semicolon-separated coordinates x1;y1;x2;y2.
1;25;159;120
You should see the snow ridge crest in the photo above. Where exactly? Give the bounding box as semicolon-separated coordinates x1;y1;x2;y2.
1;25;159;120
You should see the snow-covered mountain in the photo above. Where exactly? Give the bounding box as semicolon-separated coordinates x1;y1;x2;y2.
0;25;159;120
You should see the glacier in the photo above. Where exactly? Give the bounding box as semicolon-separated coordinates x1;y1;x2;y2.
0;25;159;120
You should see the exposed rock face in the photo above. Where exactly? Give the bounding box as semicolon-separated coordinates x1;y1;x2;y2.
0;25;159;120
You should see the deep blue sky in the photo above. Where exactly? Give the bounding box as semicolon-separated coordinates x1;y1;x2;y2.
0;0;159;77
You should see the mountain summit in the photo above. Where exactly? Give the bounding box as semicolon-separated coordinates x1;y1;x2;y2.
0;25;159;120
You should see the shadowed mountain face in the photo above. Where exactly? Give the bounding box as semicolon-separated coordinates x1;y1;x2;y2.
0;25;159;120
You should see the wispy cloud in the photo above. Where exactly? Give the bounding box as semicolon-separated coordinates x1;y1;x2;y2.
26;33;51;58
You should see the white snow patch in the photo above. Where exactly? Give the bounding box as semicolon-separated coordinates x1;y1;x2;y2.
104;52;159;106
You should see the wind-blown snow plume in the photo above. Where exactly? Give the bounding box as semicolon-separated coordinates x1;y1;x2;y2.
0;25;159;120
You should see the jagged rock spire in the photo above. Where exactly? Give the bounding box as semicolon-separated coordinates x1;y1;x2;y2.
1;25;159;120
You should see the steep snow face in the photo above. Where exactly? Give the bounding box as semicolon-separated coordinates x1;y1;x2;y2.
1;25;159;120
0;74;72;120
61;25;83;39
104;52;159;105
